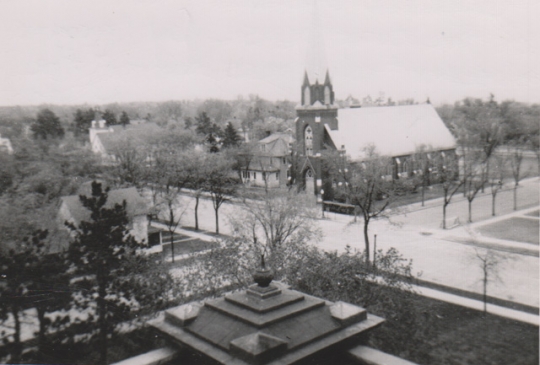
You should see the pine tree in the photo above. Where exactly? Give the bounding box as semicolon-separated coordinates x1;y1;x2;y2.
31;109;65;139
222;122;242;148
101;109;117;125
120;111;130;127
66;181;174;365
74;108;96;136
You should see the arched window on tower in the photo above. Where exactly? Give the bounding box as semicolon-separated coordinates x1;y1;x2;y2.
324;86;330;105
305;126;313;156
304;86;311;106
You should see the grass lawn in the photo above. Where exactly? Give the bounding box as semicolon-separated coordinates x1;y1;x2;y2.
393;294;539;365
476;217;539;245
162;238;218;256
17;292;538;365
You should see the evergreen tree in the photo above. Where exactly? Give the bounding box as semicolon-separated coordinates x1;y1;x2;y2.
66;181;175;365
31;109;65;139
74;108;96;136
222;122;242;148
119;111;130;127
0;229;70;363
195;112;212;136
195;112;223;152
101;109;117;125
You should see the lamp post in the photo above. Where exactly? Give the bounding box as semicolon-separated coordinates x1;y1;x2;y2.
320;189;325;218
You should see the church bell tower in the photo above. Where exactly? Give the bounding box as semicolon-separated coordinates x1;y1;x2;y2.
295;2;338;197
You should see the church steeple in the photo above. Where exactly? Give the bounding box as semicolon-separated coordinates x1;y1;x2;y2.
301;0;335;108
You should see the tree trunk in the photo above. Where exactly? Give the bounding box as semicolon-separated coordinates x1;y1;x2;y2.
98;283;108;365
442;202;447;229
37;306;47;355
194;196;199;231
421;178;425;207
12;306;22;364
363;218;370;264
492;193;496;216
170;229;175;263
483;274;488;314
468;199;472;223
513;185;518;211
215;207;219;234
373;234;377;269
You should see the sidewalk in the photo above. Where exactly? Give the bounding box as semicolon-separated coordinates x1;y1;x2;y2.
412;284;539;326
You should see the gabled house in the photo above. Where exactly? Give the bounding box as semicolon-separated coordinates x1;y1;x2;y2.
58;186;151;243
241;133;294;189
89;121;163;163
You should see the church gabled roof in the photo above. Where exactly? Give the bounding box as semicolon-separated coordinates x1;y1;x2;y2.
325;104;456;160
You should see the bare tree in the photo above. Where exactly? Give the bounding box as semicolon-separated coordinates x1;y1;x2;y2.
454;95;505;192
471;248;506;315
412;145;433;206
508;138;528;211
462;147;487;223
489;154;506;216
438;152;464;229
202;154;238;234
233;189;320;265
110;139;148;187
324;146;405;263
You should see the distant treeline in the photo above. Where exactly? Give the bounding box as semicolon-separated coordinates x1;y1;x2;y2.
0;96;297;141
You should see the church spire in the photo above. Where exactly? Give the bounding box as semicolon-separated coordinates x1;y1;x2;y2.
300;1;334;108
304;0;328;85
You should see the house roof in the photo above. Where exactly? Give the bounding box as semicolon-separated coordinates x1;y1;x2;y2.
257;133;294;157
98;123;163;152
60;187;149;226
326;104;455;160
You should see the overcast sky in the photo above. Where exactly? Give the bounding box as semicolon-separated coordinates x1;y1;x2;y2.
1;0;538;106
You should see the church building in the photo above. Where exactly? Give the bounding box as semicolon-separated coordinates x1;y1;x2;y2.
295;67;457;198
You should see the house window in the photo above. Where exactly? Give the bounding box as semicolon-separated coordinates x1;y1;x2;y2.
276;172;280;181
305;126;313;156
282;157;286;164
254;172;257;180
262;172;266;180
304;86;311;106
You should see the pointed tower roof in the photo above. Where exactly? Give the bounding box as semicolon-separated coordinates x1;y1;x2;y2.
304;0;328;85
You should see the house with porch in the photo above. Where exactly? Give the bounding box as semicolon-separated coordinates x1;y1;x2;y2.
240;133;294;189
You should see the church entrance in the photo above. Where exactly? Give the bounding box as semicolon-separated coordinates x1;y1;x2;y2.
305;168;314;194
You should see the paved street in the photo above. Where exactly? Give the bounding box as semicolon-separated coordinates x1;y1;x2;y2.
170;177;540;308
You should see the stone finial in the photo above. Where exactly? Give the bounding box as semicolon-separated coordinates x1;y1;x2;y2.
253;254;274;287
